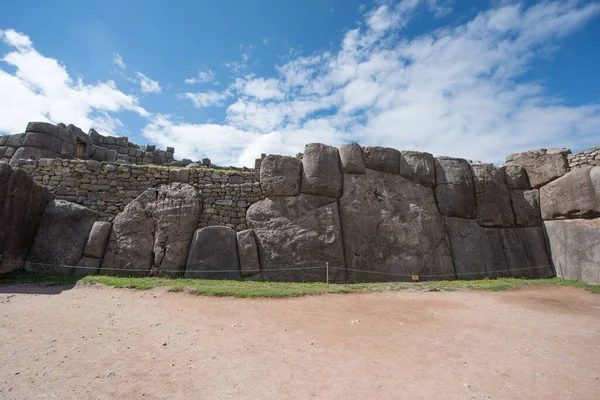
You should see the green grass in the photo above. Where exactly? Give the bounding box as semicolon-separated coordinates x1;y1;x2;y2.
2;271;599;298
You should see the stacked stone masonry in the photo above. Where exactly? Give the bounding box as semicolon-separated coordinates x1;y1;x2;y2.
568;145;600;169
2;123;600;284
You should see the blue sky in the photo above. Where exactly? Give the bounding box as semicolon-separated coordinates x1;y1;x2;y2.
1;0;599;166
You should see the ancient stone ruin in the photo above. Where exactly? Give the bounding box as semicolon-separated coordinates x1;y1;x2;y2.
1;121;599;284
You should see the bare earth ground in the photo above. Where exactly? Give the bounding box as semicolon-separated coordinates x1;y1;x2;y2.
1;285;599;400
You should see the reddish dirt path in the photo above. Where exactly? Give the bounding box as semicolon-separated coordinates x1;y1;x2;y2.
1;285;599;399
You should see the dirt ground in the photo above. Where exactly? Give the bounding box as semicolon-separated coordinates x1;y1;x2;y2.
1;284;599;400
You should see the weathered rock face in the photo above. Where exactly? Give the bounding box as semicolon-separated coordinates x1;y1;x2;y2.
501;165;531;189
399;151;435;189
434;157;476;218
0;163;52;274
499;227;553;279
260;155;302;196
25;200;98;274
505;148;570;188
237;230;261;277
510;190;541;227
539;166;600;220
470;164;514;227
339;169;454;282
83;221;112;259
185;226;240;279
362;146;400;174
339;143;365;174
300;143;343;198
247;194;346;282
545;219;600;284
101;183;202;276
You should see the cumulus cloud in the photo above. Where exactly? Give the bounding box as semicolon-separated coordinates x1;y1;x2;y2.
159;0;600;166
136;72;162;93
0;29;148;135
184;69;217;85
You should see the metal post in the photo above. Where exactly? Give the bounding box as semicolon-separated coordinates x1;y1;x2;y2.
326;262;329;287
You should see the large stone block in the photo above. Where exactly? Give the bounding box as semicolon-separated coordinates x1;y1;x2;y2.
22;132;55;148
470;164;514;227
399;151;435;188
505;148;570;188
185;226;240;279
340;170;454;282
300;143;343;198
544;219;600;284
362;146;400;174
444;218;508;279
83;221;112;259
25;200;98;274
539;166;600;220
237;230;261;277
25;122;59;137
501;165;531;189
499;227;553;278
339;143;365;174
510;189;541;227
260;155;302;196
434;157;476;218
9;147;58;166
91;146;107;162
0;163;52;273
247;194;346;282
101;183;202;276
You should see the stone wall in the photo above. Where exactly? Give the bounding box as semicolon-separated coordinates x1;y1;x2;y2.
15;158;261;232
568;145;600;169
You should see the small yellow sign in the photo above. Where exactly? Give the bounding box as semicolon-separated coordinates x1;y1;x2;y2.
411;275;419;281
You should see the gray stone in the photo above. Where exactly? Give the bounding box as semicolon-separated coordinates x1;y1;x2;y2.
25;122;59;137
91;146;107;162
169;168;190;183
434;157;476;219
501;165;531;189
339;170;454;282
0;163;52;273
300;143;343;198
399;151;435;188
236;229;261;277
229;175;244;184
506;148;570;188
101;183;202;276
444;218;509;279
83;221;112;259
500;227;553;279
61;141;75;158
25;200;98;274
106;149;117;162
510;189;541;227
339;143;365;174
22;132;54;148
247;194;345;282
470;164;514;227
362;146;400;174
539;166;600;220
185;226;240;279
260;155;302;196
75;256;101;276
6;133;25;147
186;162;201;168
544;219;600;284
167;147;175;153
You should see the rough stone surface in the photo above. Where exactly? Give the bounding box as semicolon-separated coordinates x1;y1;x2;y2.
362;146;400;174
399;151;436;188
444;218;509;280
260;155;302;196
501;165;531;189
75;256;102;276
470;164;514;227
434;157;476;219
539;166;600;220
185;226;240;279
339;170;454;282
101;183;202;276
25;200;98;274
247;194;346;282
0;163;52;273
545;219;600;284
505;148;570;188
300;143;343;198
236;229;261;277
339;143;365;174
83;221;112;259
499;227;553;278
510;189;541;227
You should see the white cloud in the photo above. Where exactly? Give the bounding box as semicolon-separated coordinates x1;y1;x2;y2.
179;90;230;108
184;69;217;85
113;53;126;69
0;29;148;135
136;72;162;93
242;77;284;100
